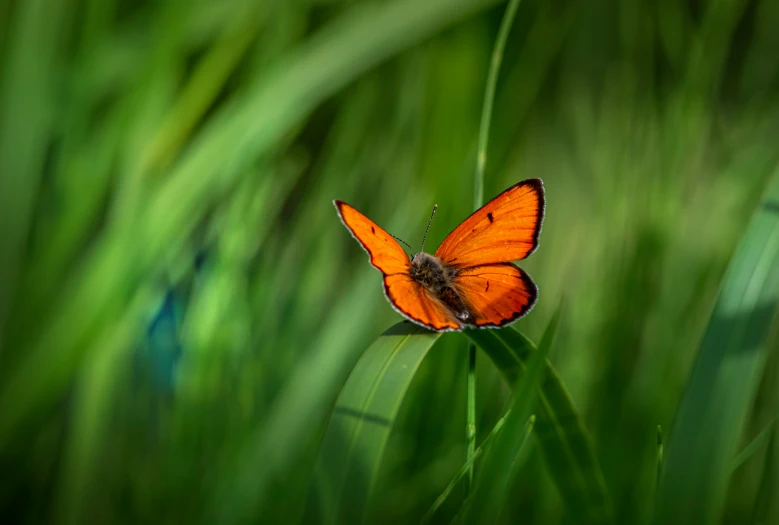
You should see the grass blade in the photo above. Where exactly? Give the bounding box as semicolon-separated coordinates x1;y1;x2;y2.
652;172;779;525
751;425;779;524
730;418;777;474
422;411;536;525
0;0;71;344
656;425;664;492
308;323;441;525
472;0;520;208
465;326;614;524
467;0;522;495
52;320;133;525
463;310;557;525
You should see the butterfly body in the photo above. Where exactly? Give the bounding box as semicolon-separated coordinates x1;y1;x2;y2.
409;252;474;323
336;178;544;332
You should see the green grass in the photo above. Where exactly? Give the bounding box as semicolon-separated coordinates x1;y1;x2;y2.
307;323;441;525
461;311;557;525
653;172;779;525
1;0;778;524
467;0;522;497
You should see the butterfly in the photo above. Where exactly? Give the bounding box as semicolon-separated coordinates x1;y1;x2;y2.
334;178;544;332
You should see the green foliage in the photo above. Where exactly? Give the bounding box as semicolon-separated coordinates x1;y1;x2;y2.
653;173;779;525
307;322;440;525
1;0;778;524
466;327;613;524
462;312;556;525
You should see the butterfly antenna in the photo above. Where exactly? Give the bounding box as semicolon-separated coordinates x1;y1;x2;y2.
392;234;415;255
420;204;438;253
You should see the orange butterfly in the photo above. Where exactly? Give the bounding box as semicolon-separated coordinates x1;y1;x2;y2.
335;179;544;332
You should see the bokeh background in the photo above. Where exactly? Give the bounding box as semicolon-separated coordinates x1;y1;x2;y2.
1;0;778;524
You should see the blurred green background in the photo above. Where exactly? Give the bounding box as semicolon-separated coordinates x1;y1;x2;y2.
1;0;778;524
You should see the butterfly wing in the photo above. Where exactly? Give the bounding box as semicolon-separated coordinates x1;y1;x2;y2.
335;200;459;332
434;179;544;267
454;263;537;327
335;200;412;276
384;274;460;331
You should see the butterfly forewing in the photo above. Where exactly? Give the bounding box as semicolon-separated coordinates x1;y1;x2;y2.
434;179;544;268
335;200;411;276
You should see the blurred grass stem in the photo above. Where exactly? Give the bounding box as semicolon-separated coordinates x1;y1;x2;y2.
466;0;521;495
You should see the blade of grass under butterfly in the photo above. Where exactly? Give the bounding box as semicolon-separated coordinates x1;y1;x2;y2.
465;327;614;524
498;328;614;524
463;310;557;525
652;172;779;525
307;323;441;525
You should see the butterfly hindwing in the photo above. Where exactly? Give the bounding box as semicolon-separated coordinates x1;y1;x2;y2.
453;262;537;327
435;179;544;268
384;274;460;331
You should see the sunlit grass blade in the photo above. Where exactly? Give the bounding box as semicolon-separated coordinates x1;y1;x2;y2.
463;310;557;525
652;172;779;525
307;322;441;525
465;326;614;524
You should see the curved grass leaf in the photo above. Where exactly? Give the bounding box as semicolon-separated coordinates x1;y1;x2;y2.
463;309;558;525
308;322;441;525
309;313;611;524
465;327;614;524
652;172;779;525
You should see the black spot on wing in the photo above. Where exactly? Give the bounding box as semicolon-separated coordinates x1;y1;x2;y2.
487;212;494;223
485;281;489;292
371;226;375;234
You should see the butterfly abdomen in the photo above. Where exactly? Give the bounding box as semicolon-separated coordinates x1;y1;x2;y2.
438;286;474;323
410;253;474;324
